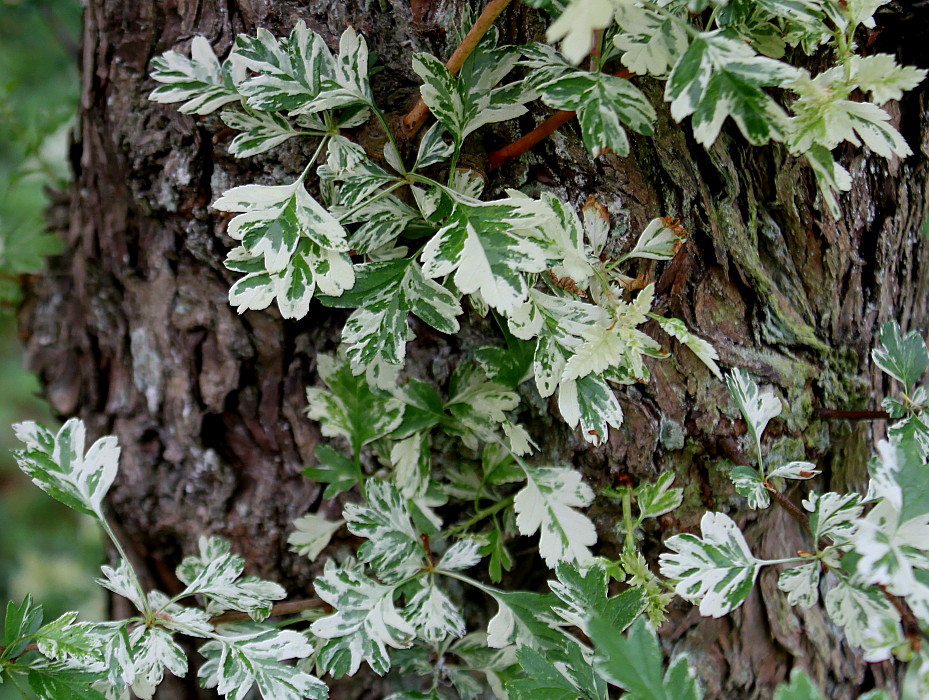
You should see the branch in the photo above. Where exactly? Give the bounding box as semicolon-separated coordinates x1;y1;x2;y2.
209;598;326;625
816;408;890;420
487;68;634;169
401;0;513;137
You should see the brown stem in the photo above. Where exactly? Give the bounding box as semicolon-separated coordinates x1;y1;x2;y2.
209;598;326;625
488;109;576;169
487;68;634;169
816;408;890;420
765;483;812;535
401;0;513;137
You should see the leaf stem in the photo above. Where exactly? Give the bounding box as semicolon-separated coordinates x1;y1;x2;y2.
296;136;331;184
99;518;154;620
445;495;515;536
401;0;513;137
209;598;327;625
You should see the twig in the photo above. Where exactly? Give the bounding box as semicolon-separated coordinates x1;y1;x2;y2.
487;68;634;169
816;408;890;420
401;0;513;137
209;598;326;625
765;483;811;535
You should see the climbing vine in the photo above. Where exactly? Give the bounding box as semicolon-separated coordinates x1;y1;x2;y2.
2;1;928;698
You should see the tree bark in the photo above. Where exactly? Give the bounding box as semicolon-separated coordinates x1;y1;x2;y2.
19;0;929;697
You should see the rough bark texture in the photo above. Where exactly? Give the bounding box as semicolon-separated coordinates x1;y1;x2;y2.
19;0;929;697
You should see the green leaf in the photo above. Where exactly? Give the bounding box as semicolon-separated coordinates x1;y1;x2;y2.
12;419;119;519
303;445;358;498
486;589;562;649
873;321;928;393
198;627;325;700
636;472;684;520
507;645;589;700
514;464;596;567
774;668;827;699
25;664;108;700
590;616;702;700
2;595;43;657
150;36;241;115
411;49;528;145
557;373;624;446
729;465;770;509
305;353;405;456
311;560;415;677
666;31;799;146
480;525;514;583
232;21;333;112
530;61;656;157
420;194;551;314
725;369;782;457
659;511;760;617
344;480;426;583
175;536;286;620
288;512;345;561
318;259;462;374
613;5;690;78
221;108;302;158
550;563;646;634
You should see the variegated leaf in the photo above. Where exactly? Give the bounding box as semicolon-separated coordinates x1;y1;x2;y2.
150;36;241;115
175;536;286;620
288;513;345;561
613;5;689;78
654;316;722;379
311;560;415;677
545;0;616;64
221;108;302;158
666;31;800;146
403;579;466;644
513;464;597;567
557;373;624;446
198;627;325;700
12;419;119;520
659;512;760;617
803;491;863;545
729;465;770;509
726;368;782;456
777;562;820;609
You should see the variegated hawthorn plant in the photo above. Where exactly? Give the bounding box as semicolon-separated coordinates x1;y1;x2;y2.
4;1;925;698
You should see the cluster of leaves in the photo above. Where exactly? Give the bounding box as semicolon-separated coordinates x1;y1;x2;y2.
534;0;925;215
149;19;722;447
1;420;326;700
658;321;929;695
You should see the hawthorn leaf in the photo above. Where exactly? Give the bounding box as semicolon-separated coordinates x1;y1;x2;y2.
24;663;108;700
420;195;551;314
198;627;325;700
221;108;302;158
213;181;349;272
311;560;415;677
343;480;426;582
872;320;928;393
175;536;286;620
411;50;527;146
150;36;241;115
507;645;589;700
802;491;863;545
305;353;405;455
666;31;799;146
549;563;646;634
514;464;597;567
777;562;820;609
729;465;770;510
654;316;722;379
232;21;332;111
590;616;702;700
824;577;901;655
414;123;454;170
403;579;466;644
853;499;929;598
636;472;684;520
774;669;826;700
128;626;188;698
557;373;624;446
613;5;690;78
12;418;119;520
318;258;462;373
486;589;561;650
545;0;616;64
851;54;927;105
726;369;782;456
437;539;483;572
768;461;821;480
288;513;345;561
2;594;44;656
659;512;760;617
96;560;147;614
389;432;431;499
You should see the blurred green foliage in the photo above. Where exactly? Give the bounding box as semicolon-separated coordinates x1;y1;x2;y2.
0;3;103;696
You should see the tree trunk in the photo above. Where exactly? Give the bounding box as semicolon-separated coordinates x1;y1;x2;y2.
18;0;929;697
